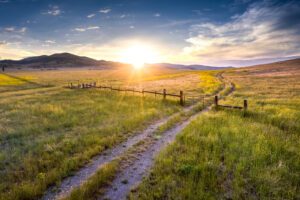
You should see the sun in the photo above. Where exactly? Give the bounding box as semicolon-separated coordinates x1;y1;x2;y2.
121;45;160;69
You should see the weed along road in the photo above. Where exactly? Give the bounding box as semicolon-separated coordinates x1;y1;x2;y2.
99;106;213;200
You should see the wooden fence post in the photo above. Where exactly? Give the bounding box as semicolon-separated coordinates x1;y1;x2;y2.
244;99;248;114
82;83;85;88
163;89;166;99
244;100;247;110
70;83;73;89
180;91;184;105
215;96;218;108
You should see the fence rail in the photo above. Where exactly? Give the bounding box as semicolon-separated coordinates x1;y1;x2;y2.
214;95;247;113
68;82;185;105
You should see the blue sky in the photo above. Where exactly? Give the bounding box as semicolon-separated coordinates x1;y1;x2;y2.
0;0;300;66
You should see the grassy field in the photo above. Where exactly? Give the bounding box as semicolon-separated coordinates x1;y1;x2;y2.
0;68;222;200
2;61;297;200
128;61;300;199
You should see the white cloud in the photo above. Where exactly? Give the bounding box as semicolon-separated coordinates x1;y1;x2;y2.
129;26;135;29
75;28;86;32
43;5;61;16
0;41;7;46
181;1;300;64
0;0;9;3
4;27;14;31
120;14;126;18
87;14;95;18
99;9;111;14
154;13;160;17
1;27;26;33
45;40;56;44
87;26;100;30
74;26;100;32
17;27;27;33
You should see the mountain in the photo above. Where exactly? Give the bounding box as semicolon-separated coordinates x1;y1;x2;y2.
0;52;231;70
0;53;125;69
149;63;233;70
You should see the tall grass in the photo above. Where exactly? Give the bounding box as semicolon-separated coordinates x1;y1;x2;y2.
129;70;300;199
0;87;181;200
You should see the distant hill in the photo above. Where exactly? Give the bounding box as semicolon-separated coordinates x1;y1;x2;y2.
0;53;233;70
149;63;233;70
237;58;300;74
0;53;126;69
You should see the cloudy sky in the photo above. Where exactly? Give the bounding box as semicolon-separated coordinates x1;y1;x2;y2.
0;0;300;66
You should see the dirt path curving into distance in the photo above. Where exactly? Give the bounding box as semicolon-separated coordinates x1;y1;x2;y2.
99;106;212;200
42;72;233;200
42;103;200;200
99;77;235;200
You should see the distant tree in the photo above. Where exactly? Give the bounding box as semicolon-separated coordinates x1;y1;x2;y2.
1;64;4;72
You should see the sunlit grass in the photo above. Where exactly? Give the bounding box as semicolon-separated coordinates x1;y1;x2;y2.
0;77;181;200
129;68;300;199
0;74;35;85
197;71;224;94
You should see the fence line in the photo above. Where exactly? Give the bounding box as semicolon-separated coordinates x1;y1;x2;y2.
214;95;248;115
68;82;185;105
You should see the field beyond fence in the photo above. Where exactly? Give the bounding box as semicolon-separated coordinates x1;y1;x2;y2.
68;82;212;106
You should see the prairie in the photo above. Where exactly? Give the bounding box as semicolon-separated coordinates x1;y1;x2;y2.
128;60;300;200
0;68;222;200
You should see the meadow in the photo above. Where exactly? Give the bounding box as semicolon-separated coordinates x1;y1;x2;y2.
2;62;298;200
0;68;222;200
128;62;300;199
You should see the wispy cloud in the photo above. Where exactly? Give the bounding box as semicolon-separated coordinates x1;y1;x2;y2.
87;14;95;18
45;40;56;44
17;27;26;33
99;9;111;14
0;41;7;46
74;26;100;32
181;1;300;64
43;5;61;16
129;26;135;29
87;26;100;30
120;14;126;18
1;27;26;33
75;28;86;32
0;0;9;3
154;13;160;17
157;19;195;28
4;27;14;31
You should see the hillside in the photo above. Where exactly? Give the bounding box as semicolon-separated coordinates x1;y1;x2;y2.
0;53;126;69
235;58;300;75
0;53;231;70
148;63;233;70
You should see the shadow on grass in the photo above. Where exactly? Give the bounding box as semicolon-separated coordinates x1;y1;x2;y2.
2;73;41;86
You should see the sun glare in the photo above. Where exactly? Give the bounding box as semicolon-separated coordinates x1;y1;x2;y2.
121;45;160;69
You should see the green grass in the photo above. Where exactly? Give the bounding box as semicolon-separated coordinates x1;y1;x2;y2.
197;71;224;94
0;86;181;200
0;74;35;85
61;159;120;200
0;67;223;200
129;110;300;199
128;70;300;199
60;76;223;200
